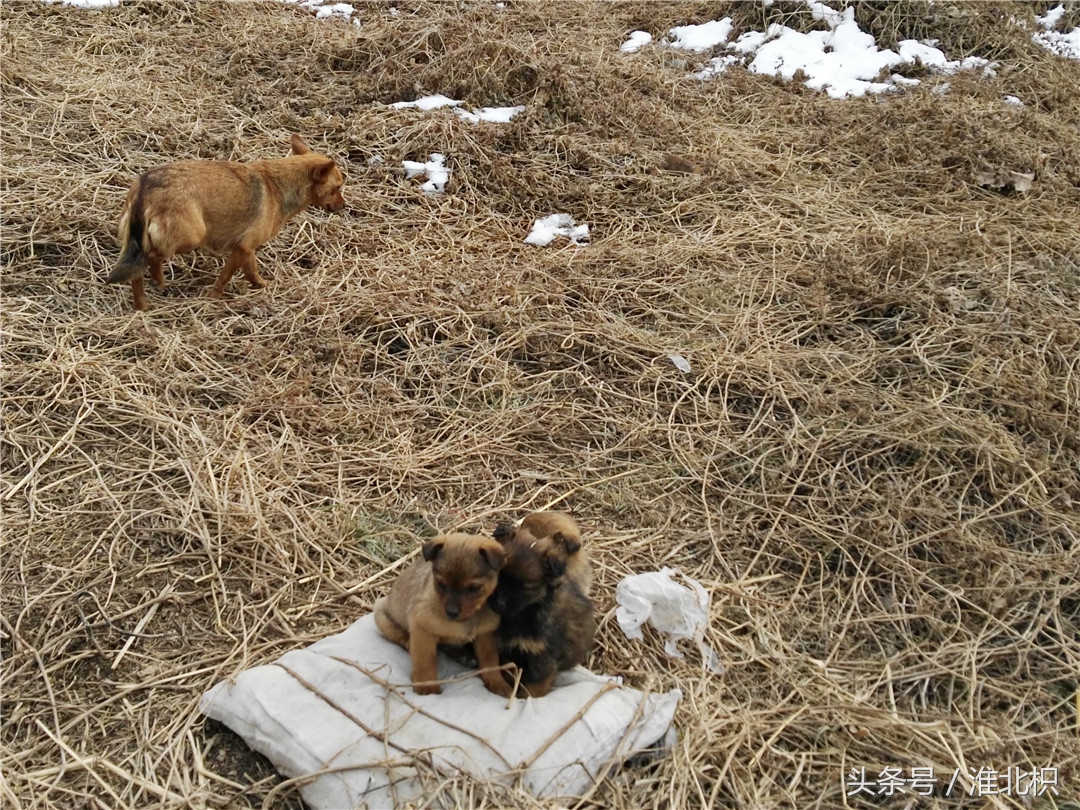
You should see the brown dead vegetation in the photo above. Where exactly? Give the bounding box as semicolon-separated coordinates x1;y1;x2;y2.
2;1;1078;808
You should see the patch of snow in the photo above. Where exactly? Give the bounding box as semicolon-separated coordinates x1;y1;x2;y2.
897;40;955;70
621;31;653;54
454;105;526;124
1037;4;1067;30
806;1;843;29
316;2;354;19
390;96;524;123
525;214;590;247
649;2;999;98
1003;95;1024;106
391;94;463;111
695;55;739;79
729;30;769;55
287;0;356;20
744;14;898;99
58;0;118;7
668;18;734;52
897;39;994;76
403;153;450;194
891;74;921;88
1033;4;1080;61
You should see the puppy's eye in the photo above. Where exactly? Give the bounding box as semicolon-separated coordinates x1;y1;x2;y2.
434;580;447;594
466;584;482;594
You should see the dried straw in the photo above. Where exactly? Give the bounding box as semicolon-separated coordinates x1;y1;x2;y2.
2;1;1078;808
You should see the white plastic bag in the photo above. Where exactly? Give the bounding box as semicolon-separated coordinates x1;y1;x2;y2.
615;567;721;672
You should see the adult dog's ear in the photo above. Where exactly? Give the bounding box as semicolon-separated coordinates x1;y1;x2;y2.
290;133;312;155
478;543;506;572
422;538;445;562
553;531;581;556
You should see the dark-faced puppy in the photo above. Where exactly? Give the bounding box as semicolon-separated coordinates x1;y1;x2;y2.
493;510;591;596
489;520;596;697
374;533;511;696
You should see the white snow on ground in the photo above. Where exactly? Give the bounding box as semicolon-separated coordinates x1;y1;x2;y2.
391;95;463;111
641;1;998;98
1033;4;1080;61
620;31;653;54
667;19;733;52
403;154;450;194
1038;4;1067;30
391;95;525;124
525;214;589;247
43;0;118;7
314;2;354;20
695;55;739;79
806;1;843;28
896;40;994;75
455;105;527;124
286;0;356;21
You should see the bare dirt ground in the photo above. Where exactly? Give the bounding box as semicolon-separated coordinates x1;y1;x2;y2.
2;1;1078;808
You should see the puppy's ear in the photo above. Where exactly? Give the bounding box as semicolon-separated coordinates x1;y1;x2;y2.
290;134;312;156
553;531;581;556
492;523;515;544
542;555;567;583
478;543;505;572
422;539;444;562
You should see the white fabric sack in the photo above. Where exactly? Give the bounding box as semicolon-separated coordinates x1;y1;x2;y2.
200;614;680;809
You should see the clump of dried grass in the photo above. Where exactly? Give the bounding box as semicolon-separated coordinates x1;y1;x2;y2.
2;1;1078;808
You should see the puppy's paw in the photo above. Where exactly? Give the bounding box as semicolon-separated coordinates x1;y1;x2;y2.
481;673;513;698
518;680;554;698
413;681;441;695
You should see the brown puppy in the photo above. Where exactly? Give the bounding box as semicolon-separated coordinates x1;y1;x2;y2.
490;513;596;697
108;134;345;310
493;510;591;596
374;533;512;697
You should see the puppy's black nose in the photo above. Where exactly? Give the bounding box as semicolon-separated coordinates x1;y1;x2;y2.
444;605;460;620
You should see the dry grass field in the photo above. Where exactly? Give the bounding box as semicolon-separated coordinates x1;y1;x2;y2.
2;1;1079;808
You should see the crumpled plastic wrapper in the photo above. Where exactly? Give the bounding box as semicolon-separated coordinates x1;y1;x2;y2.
615;567;721;672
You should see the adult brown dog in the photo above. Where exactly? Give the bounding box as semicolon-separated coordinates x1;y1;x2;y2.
490;511;596;697
374;533;512;697
107;134;345;310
